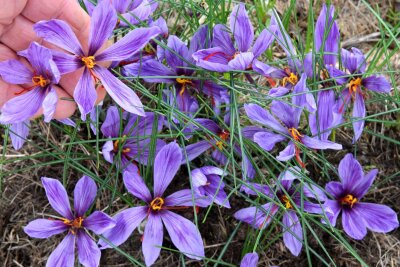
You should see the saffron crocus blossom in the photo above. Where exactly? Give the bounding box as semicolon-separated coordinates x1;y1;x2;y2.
306;4;342;141
6;121;30;150
101;106;165;172
240;252;259;267
192;4;275;72
235;168;326;256
0;42;60;123
191;166;231;208
99;143;208;266
24;176;116;267
327;48;391;142
34;0;161;118
323;153;398;239
244;102;342;167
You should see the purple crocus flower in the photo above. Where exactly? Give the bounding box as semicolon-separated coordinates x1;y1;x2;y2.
34;0;161;118
99;143;208;266
5;120;30;150
192;4;275;72
324;153;398;239
327;48;391;142
240;252;259;267
191;166;231;208
101;106;165;172
24;176;116;267
235;168;326;256
244;101;342;167
0;42;60;123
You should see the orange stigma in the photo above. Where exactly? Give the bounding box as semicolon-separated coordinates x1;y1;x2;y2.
289;128;303;142
63;217;84;234
280;195;293;209
341;194;357;208
81;56;96;69
176;77;192;96
32;75;49;87
113;135;131;154
349;77;362;94
150;197;164;211
215;130;229;150
282;72;298;86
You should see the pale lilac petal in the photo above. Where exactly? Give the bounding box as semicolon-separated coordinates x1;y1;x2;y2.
41;177;73;219
124;59;176;83
252;27;276;58
338;154;363;193
74;176;97;217
34;19;83;55
181;141;212;163
240;182;272;196
293;73;316;113
96;26;161;61
189;25;210;56
77;231;101;267
52;51;82;74
165;35;189;74
212;24;235;55
309;90;335;140
42;87;58;122
230;4;254;52
301;135;342;150
0;87;45;124
83;0;95;15
252;60;287;78
341;48;366;74
192;47;231;72
240;252;259;267
276;142;295;161
161;210;205;259
102;141;114;164
123;170;152;202
88;0;117;55
99;206;148;248
9;121;30;150
242;126;266;139
164;189;210;208
244;103;287;133
268;86;290;97
355;202;399;233
326;65;348;85
234;203;278;229
121;0;152;25
46;233;75;267
253;131;286;151
270;100;297;128
354;169;378;199
352;92;365;143
282;210;302;256
362;75;391;93
100;106;120;137
125;139;166;166
24;219;68;238
228;52;254;70
0;59;32;84
94;66;145;116
74;68;96;119
142;213;164;266
83;211;116;235
325;181;344;199
212;149;228;165
342;207;367;239
322;199;341;227
194;118;221;134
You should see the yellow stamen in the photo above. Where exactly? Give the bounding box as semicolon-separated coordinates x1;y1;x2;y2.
144;44;155;55
349;78;362;94
341;194;358;208
32;75;49;87
113;135;127;152
280;195;293;209
289;128;303;142
63;217;84;234
176;77;192;96
320;69;330;80
81;56;96;69
150;197;164;211
215;130;229;151
282;72;298;86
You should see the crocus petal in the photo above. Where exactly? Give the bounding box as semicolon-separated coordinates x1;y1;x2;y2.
268;86;290;97
189;25;210;57
100;106;120;137
96;26;161;62
42;87;58;122
94;66;145;116
9;121;30;150
234;203;278;229
351;92;365;143
102;140;114;164
24;219;68;238
228;52;254;70
83;0;95;15
83;211;116;235
143;213;164;267
253;131;286;151
46;233;75;267
338;153;363;193
309;90;335;140
362;75;391;93
270;100;298;128
88;0;117;55
164;189;210;208
240;182;272;197
276;142;295;161
165;35;189;74
354;169;378;199
99;206;148;249
212;24;236;55
74;176;97;217
74;68;97;120
212;149;228;165
0;87;45;124
282;210;303;256
342;207;367;239
193;118;222;134
123;170;152;202
181;141;213;163
77;231;101;267
192;47;232;72
244;103;287;133
120;0;152;25
252;60;287;79
341;48;366;74
252;27;276;58
325;181;344;199
326;65;348;85
124;59;176;83
355;202;399;233
301;135;342;150
230;4;254;52
161;210;205;260
0;59;32;84
41;177;73;220
293;73;316;113
153;142;182;197
240;252;259;267
52;50;83;74
322;199;342;227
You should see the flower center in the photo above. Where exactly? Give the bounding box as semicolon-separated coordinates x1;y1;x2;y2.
289;128;303;142
215;130;229;150
81;56;96;69
144;44;155;55
349;78;362;94
340;194;358;208
32;75;49;87
282;72;298;86
113;135;131;154
280;195;293;209
150;197;164;211
63;217;84;234
176;77;192;96
320;69;330;80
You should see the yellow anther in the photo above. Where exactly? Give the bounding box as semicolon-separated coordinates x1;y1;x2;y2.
81;56;96;69
63;217;84;234
32;75;49;87
289;128;303;142
280;195;293;209
282;72;298;86
144;44;155;54
150;197;164;211
113;135;127;152
215;130;229;151
349;78;362;94
341;194;358;208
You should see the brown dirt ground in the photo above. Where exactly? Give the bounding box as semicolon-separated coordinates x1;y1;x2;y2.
1;0;399;266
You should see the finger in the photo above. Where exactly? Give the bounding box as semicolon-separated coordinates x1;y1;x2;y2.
0;0;27;33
